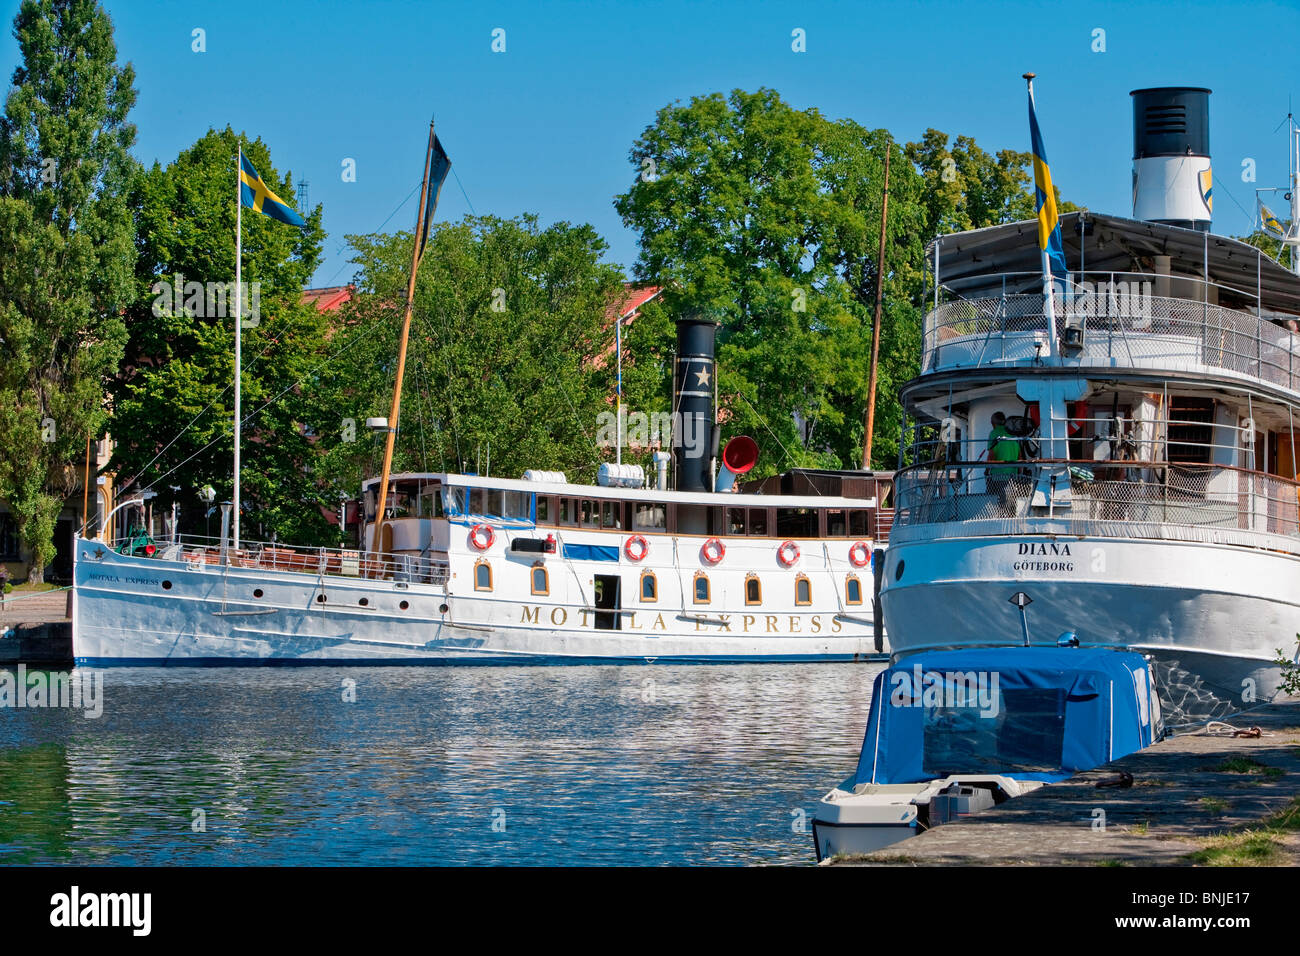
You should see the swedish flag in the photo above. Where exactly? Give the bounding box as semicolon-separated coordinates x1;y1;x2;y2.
1028;85;1068;278
240;153;306;228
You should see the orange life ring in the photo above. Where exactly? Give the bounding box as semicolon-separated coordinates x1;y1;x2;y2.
624;534;649;562
777;540;800;567
701;537;726;564
469;524;495;550
848;540;872;568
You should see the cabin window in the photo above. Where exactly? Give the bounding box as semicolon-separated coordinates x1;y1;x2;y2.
474;560;493;591
601;501;622;529
469;488;485;515
728;508;747;536
845;575;863;606
794;575;812;606
536;495;551;523
826;509;847;536
502;491;530;519
581;499;599;528
749;508;769;536
531;564;549;596
745;574;762;606
849;510;870;537
560;498;577;526
421;488;444;518
441;487;467;517
633;502;666;531
486;489;504;516
777;508;817;538
693;572;710;605
640;571;658;602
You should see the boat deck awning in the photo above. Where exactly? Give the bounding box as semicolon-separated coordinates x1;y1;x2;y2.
931;212;1300;316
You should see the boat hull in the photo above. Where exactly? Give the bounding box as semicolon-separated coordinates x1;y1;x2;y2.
73;538;880;665
879;531;1292;723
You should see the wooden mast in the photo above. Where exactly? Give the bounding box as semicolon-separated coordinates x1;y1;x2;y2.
372;122;436;566
862;137;891;469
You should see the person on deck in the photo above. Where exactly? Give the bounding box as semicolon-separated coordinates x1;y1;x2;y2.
986;411;1021;506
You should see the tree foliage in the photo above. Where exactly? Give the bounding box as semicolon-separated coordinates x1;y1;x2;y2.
0;0;136;582
108;127;328;543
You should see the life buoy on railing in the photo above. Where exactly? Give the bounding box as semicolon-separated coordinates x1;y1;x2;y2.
777;540;800;567
848;540;872;568
624;534;649;562
469;524;495;551
701;537;726;565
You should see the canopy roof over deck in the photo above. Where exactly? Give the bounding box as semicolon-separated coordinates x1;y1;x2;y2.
930;212;1300;316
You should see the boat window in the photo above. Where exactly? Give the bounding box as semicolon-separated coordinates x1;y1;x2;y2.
693;572;710;604
748;508;769;536
849;510;870;537
633;502;666;531
845;575;863;605
794;575;812;606
536;495;550;523
580;499;600;528
469;488;485;515
728;508;746;536
923;688;1066;777
745;574;762;606
474;560;492;591
560;498;577;526
486;489;504;516
502;491;530;519
826;509;847;536
422;487;444;518
442;487;466;517
640;571;657;602
530;564;548;596
776;507;817;538
601;501;621;529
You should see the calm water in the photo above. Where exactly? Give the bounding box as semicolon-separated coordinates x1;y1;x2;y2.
0;663;880;865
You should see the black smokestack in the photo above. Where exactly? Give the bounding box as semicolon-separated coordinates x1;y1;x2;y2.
673;313;716;492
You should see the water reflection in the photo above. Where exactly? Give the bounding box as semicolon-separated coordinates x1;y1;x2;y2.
0;663;880;865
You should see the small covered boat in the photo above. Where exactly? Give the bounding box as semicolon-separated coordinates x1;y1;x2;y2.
812;644;1163;861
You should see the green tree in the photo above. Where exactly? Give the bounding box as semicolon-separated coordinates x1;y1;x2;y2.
314;214;627;497
615;88;928;474
108;127;329;543
0;0;136;582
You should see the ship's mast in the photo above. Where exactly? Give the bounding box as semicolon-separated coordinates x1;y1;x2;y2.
372;123;436;561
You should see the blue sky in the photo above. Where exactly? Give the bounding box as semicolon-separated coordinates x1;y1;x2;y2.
3;0;1298;288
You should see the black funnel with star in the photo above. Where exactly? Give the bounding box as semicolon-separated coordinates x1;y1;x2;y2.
673;313;717;492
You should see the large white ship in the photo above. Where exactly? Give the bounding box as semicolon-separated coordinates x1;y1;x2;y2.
879;87;1300;722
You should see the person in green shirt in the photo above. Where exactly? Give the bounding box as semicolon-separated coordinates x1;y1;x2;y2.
986;411;1021;503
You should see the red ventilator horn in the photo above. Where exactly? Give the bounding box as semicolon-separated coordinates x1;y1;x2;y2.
715;436;759;492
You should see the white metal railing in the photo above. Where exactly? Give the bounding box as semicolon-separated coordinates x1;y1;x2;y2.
893;459;1300;548
105;533;450;585
924;280;1300;394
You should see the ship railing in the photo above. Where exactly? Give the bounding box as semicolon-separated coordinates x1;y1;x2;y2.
104;533;450;585
923;272;1300;393
893;458;1300;545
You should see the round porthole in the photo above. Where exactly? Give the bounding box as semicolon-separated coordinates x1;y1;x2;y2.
894;560;905;582
439;603;449;614
399;600;410;611
253;588;264;598
358;597;369;607
316;594;327;603
161;580;172;590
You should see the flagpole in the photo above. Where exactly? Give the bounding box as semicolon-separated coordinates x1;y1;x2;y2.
234;142;243;550
1025;73;1059;360
862;136;890;470
372;122;435;565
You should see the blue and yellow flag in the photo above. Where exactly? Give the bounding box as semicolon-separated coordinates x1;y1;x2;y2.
1028;86;1069;278
240;153;306;228
1259;199;1285;239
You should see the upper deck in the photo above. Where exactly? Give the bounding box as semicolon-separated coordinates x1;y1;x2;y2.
922;213;1300;398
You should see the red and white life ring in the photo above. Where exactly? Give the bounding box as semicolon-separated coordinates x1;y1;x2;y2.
701;537;726;565
777;540;800;567
469;524;495;550
848;540;872;568
624;534;649;562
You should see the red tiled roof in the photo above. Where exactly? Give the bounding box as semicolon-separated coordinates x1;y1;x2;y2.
604;283;662;324
302;285;355;313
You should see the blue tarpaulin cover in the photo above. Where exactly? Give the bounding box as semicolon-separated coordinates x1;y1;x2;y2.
563;543;620;562
853;646;1160;785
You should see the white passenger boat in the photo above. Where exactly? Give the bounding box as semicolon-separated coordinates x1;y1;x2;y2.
879;87;1300;723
